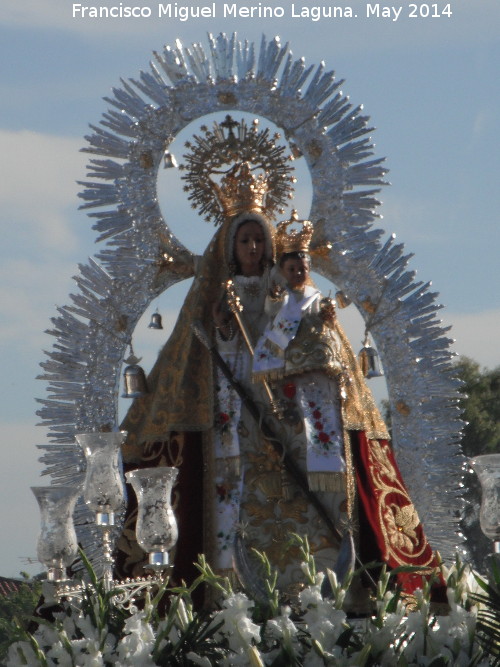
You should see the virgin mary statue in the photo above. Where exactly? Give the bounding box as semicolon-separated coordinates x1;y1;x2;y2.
117;117;442;607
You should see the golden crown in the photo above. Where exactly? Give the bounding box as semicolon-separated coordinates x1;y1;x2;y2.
209;162;269;219
180;116;295;225
275;210;314;255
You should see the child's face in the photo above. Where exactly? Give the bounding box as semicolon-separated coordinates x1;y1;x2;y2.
281;257;310;289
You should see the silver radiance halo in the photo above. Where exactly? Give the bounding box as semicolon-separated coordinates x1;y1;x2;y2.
37;34;464;566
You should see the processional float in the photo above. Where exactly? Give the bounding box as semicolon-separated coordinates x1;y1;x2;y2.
33;33;465;598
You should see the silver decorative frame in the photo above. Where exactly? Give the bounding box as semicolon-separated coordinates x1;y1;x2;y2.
37;33;464;564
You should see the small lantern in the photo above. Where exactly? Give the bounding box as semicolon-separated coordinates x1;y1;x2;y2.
31;485;80;581
126;467;179;569
470;455;500;552
358;335;384;379
163;151;178;169
122;347;148;398
77;432;127;526
148;310;163;330
335;290;352;309
289;142;303;159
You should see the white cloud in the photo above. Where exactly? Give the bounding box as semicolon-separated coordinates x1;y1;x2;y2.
0;422;45;577
0;257;79;351
0;129;87;252
0;129;95;352
471;108;497;144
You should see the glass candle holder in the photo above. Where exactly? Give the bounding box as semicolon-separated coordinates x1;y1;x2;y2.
470;454;500;551
31;486;80;581
76;431;126;526
126;467;179;568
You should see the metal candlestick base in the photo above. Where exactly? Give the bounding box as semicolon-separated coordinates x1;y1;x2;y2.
46;566;68;583
96;511;115;526
55;572;170;613
145;551;174;574
149;551;170;567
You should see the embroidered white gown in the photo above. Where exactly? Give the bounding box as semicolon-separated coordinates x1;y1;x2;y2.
211;276;347;589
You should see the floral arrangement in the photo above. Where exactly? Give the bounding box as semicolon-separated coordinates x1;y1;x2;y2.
7;539;499;666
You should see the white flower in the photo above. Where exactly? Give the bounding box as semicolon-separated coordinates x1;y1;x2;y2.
236;615;261;645
264;605;300;658
46;639;75;666
9;552;495;667
185;652;213;666
74;613;102;642
74;650;106;667
124;610;156;643
114;610;156;665
31;621;60;649
61;613;78;639
6;641;40;666
265;605;297;639
212;592;261;653
299;584;347;653
299;582;323;608
367;626;399;660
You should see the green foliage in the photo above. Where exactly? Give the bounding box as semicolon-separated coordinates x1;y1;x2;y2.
77;548;131;647
454;357;500;458
6;548;493;666
7;551;228;666
249;549;280;622
0;572;42;663
149;560;228;666
471;559;500;665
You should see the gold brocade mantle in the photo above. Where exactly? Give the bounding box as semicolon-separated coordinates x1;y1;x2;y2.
122;228;388;458
121;232;224;456
335;323;389;441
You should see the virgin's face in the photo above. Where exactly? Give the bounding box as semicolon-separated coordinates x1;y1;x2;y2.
234;221;266;276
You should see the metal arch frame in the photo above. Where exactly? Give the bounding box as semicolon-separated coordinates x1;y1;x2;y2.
37;33;464;563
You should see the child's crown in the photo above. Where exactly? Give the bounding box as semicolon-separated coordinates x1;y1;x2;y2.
275;210;314;255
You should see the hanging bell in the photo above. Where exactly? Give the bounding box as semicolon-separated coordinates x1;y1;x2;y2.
289;142;303;159
148;310;163;330
122;350;148;398
163;151;178;169
335;290;352;309
358;338;384;379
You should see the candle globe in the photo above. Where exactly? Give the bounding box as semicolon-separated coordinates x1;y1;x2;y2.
31;485;80;581
76;431;127;526
126;466;179;568
470;454;500;552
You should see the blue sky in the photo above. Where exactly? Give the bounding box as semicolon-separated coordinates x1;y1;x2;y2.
0;1;499;576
